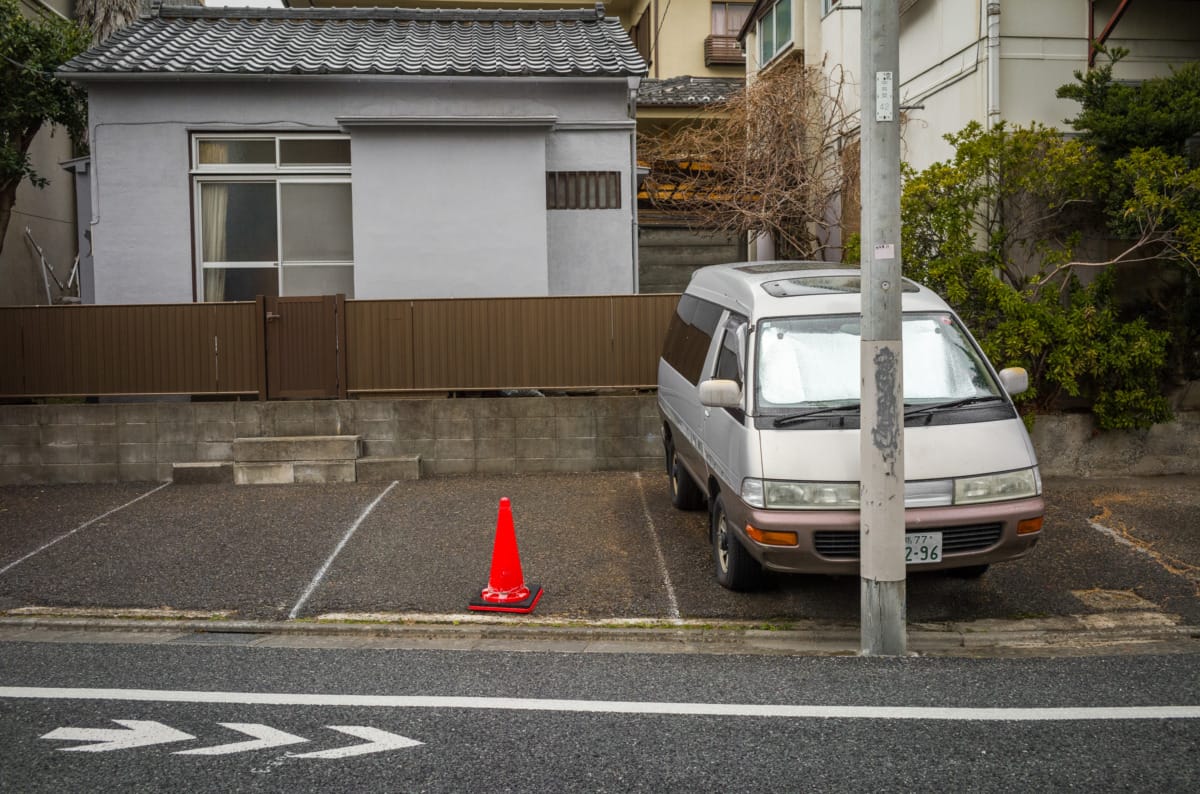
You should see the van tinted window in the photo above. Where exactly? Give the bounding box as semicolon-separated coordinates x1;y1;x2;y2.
714;313;747;387
714;314;748;421
662;294;723;384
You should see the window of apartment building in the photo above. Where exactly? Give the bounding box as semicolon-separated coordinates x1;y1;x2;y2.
709;2;752;65
712;2;752;36
822;0;841;14
758;0;793;65
629;7;653;67
192;134;354;302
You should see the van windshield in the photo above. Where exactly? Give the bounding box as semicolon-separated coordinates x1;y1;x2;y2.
755;313;1002;412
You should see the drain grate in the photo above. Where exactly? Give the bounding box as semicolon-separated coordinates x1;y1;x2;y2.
169;631;268;647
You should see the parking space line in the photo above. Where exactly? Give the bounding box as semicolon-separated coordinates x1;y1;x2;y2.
0;483;171;577
635;472;681;622
288;481;398;620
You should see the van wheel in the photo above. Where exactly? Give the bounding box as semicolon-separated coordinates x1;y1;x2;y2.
712;495;760;591
947;564;989;579
669;448;705;511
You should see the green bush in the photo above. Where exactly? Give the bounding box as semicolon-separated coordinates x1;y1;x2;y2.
900;122;1173;430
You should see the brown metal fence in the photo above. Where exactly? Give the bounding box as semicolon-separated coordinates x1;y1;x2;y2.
347;295;679;393
0;294;680;399
0;302;263;398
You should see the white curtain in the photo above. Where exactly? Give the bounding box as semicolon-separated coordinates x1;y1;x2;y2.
199;142;228;301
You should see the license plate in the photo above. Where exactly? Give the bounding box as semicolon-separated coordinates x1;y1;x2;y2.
905;532;943;564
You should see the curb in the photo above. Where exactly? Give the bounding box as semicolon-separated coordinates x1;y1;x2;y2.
1;615;1197;658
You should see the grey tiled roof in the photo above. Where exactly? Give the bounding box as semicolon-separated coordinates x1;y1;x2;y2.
637;76;744;107
61;5;647;78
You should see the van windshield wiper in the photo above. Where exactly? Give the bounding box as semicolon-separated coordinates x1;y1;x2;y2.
772;402;860;427
903;395;1005;418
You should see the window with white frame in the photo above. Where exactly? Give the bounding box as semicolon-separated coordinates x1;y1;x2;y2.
193;134;354;302
758;0;793;65
822;0;841;15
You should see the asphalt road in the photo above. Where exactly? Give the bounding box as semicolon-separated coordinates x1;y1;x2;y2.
1;637;1197;792
0;473;1198;628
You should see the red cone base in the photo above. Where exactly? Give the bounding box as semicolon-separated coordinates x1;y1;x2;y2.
468;497;543;614
468;584;543;613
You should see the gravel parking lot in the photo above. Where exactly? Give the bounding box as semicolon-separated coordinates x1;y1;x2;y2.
1;473;1197;627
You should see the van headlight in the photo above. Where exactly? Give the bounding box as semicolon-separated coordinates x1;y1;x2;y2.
741;478;860;509
953;467;1040;504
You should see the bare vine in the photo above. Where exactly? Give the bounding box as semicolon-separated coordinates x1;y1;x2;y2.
638;56;856;261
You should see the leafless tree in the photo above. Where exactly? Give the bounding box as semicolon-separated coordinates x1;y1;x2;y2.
77;0;143;42
638;56;856;261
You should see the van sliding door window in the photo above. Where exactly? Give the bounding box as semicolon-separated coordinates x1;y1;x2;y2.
663;294;724;385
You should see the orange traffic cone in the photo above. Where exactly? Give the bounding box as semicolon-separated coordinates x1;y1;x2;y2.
468;498;543;613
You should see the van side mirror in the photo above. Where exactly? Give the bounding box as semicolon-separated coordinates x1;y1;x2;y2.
699;379;742;408
998;367;1029;396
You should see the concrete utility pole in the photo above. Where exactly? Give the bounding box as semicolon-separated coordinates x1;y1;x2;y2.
859;1;906;656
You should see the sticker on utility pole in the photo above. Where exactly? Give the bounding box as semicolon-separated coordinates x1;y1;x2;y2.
874;243;895;260
876;71;894;122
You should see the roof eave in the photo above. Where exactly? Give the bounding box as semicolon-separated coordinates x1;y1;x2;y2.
58;70;644;83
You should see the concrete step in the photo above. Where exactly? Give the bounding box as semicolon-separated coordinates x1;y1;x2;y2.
172;462;234;484
187;436;419;485
233;435;361;463
356;455;422;482
234;460;357;485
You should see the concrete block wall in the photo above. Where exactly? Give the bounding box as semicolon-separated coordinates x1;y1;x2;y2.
0;396;664;485
3;396;1199;484
1029;410;1200;478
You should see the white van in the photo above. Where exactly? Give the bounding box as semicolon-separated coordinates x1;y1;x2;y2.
658;262;1044;590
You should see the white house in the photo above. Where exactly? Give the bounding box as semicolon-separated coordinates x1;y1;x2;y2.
734;0;1200;259
58;5;647;303
741;0;1200;171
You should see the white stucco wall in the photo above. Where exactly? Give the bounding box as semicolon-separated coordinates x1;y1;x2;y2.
545;125;639;294
81;76;637;303
351;125;549;298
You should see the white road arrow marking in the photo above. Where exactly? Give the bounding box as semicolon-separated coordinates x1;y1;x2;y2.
41;720;195;752
175;723;309;756
290;726;423;759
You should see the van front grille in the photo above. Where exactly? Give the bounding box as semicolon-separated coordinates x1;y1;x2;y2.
813;523;1004;559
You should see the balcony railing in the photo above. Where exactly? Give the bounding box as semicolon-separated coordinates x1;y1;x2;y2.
704;35;745;67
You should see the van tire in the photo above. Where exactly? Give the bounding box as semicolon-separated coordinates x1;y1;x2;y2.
712;495;760;591
947;564;989;579
669;448;705;511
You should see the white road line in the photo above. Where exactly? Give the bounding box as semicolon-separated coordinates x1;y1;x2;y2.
635;472;681;622
288;481;398;620
2;687;1198;721
0;482;171;577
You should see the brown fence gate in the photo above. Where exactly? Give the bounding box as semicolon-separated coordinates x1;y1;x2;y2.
262;295;347;400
